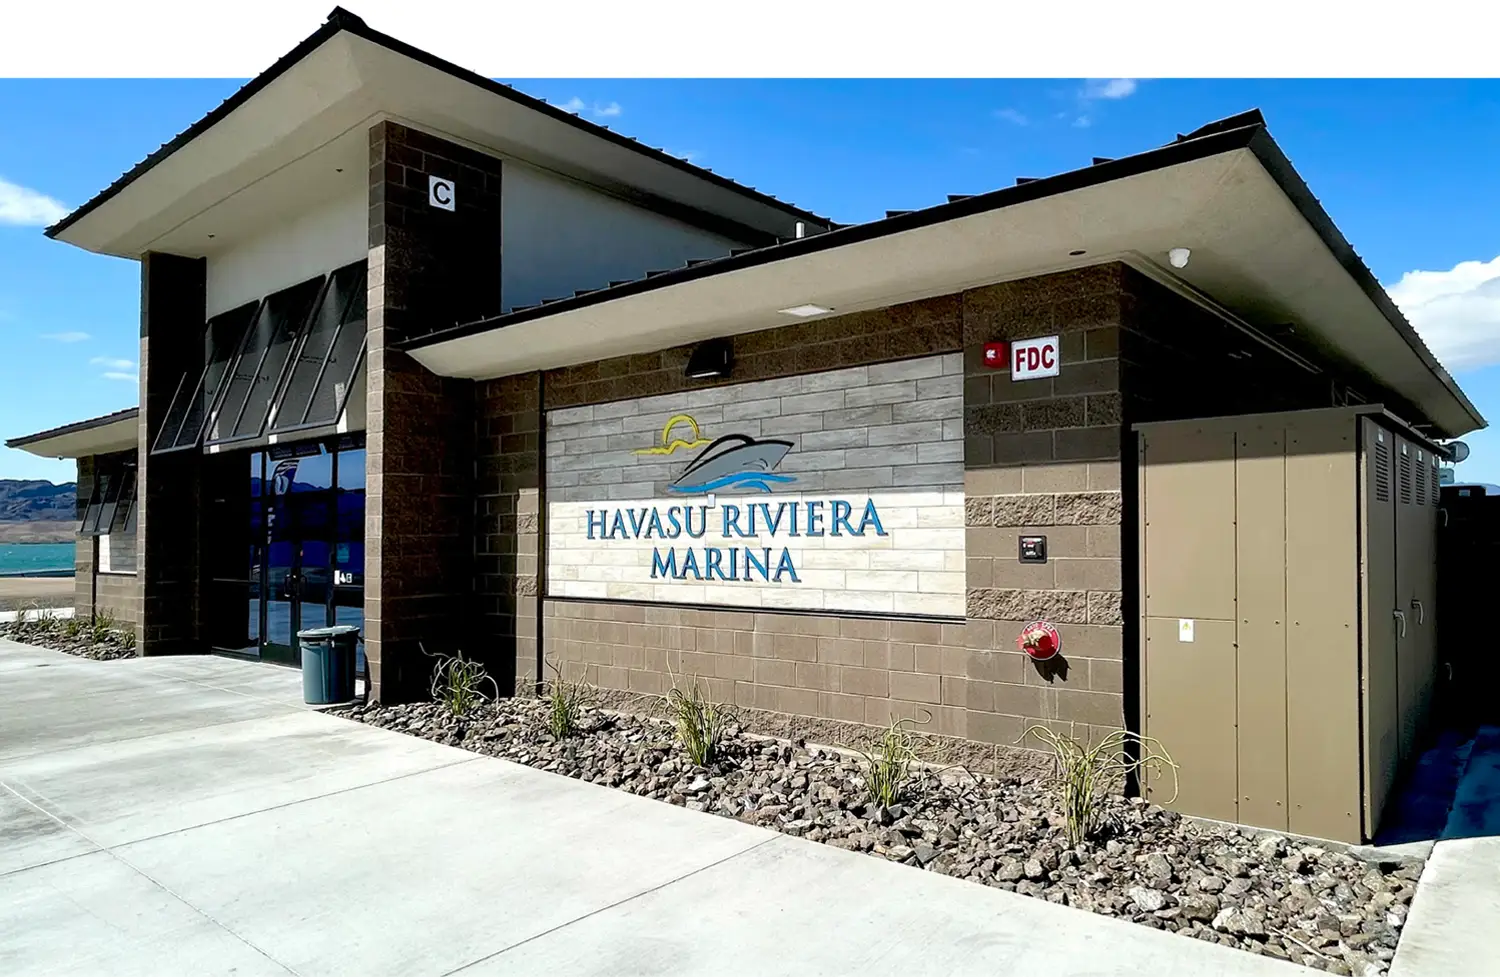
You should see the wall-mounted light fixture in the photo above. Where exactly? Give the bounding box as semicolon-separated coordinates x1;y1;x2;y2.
685;338;734;380
1168;247;1192;269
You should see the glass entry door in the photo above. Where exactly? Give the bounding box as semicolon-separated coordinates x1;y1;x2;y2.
207;438;365;672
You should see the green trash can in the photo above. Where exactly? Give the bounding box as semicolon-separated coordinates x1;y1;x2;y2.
299;625;360;705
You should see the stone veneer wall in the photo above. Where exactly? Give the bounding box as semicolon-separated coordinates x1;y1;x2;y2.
472;265;1137;768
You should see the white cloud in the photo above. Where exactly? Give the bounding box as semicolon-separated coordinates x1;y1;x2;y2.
90;356;135;371
557;97;622;119
42;331;90;343
994;108;1028;126
1072;115;1092;128
1083;78;1138;100
101;371;136;382
1387;255;1500;372
0;177;69;226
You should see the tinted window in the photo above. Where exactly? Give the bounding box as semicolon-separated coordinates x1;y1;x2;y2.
303;277;369;429
271;263;366;432
207;276;323;444
152;301;258;453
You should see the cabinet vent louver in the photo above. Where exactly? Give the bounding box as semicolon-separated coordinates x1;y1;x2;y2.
1399;450;1413;505
1375;440;1391;503
1432;462;1441;504
1415;459;1426;506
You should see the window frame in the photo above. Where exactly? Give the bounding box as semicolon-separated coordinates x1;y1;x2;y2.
269;261;369;436
150;300;262;456
205;275;327;448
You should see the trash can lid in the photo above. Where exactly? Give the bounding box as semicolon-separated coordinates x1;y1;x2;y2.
297;625;361;639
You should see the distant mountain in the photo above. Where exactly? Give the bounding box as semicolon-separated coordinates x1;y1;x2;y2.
0;480;76;522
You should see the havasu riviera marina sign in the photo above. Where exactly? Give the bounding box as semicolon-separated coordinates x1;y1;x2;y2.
545;353;968;616
589;411;890;584
586;495;891;584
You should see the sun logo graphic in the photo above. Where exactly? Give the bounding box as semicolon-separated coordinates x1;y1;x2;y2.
634;413;797;495
634;414;713;456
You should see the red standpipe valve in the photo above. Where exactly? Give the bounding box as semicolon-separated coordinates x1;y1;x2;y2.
1017;621;1061;661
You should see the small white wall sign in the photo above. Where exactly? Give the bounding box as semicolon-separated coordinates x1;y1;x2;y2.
1178;619;1195;643
1010;335;1060;380
428;175;456;211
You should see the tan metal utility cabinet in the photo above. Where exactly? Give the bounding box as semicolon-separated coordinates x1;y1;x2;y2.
1135;406;1440;844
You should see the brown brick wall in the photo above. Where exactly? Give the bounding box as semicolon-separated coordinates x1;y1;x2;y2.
473;372;542;690
544;295;963;408
137;252;205;655
1119;266;1348;423
365;121;500;703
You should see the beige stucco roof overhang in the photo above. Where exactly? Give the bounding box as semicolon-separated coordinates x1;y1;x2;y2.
6;408;139;460
45;8;828;262
405;115;1483;440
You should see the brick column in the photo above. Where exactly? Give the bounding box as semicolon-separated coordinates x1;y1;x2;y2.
960;264;1127;748
137;252;206;656
74;456;95;618
365;122;502;703
474;373;542;694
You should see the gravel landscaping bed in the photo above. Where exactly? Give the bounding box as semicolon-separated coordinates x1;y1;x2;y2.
334;696;1420;975
0;620;138;660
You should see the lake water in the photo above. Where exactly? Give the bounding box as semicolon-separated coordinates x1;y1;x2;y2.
0;543;75;575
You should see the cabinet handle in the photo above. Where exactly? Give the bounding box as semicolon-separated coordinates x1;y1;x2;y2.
1441;508;1449;527
1411;599;1425;625
1393;609;1407;638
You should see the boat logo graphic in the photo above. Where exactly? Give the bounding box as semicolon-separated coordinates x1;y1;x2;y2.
636;413;797;495
272;459;299;495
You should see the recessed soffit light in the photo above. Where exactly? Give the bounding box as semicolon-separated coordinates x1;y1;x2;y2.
778;304;833;317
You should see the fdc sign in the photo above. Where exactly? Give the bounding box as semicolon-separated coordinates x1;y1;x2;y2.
1010;335;1060;381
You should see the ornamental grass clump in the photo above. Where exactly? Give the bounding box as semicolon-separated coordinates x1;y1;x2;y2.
665;665;735;767
17;601;57;637
88;609;118;644
1021;723;1179;847
424;644;498;716
544;662;594;739
857;712;930;808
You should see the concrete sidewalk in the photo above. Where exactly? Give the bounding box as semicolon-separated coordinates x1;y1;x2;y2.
1389;725;1500;977
0;639;1301;977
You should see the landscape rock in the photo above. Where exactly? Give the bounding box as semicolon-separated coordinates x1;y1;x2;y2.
327;693;1419;975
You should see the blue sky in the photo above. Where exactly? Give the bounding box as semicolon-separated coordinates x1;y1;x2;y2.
1;78;1497;483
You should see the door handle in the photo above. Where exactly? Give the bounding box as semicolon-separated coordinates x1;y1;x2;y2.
1411;599;1425;625
1441;508;1449;527
1393;609;1407;638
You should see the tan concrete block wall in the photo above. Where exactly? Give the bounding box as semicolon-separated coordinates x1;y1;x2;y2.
517;264;1132;763
960;264;1127;746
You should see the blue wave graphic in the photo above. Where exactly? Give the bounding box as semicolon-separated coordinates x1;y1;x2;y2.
666;471;798;495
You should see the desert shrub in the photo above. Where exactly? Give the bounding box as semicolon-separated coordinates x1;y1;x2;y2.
665;666;735;767
857;712;931;808
544;661;594;739
1021;723;1179;847
89;608;118;644
424;645;498;716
